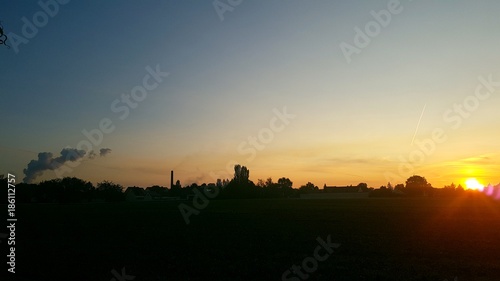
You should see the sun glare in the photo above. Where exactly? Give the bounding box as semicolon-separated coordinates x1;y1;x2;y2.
465;178;484;191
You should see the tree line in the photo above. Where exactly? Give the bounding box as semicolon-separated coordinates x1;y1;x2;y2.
2;165;496;203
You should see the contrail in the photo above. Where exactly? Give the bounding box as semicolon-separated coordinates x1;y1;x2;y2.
411;103;427;146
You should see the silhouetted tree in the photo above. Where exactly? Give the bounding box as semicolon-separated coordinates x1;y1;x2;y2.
216;178;227;188
357;182;369;192
97;180;124;202
60;177;94;202
394;183;404;192
436;183;458;197
369;185;396;197
265;178;274;187
15;177;94;203
277;177;292;189
0;21;10;49
38;179;62;202
405;175;432;196
357;182;368;188
257;179;265;188
259;178;278;198
276;177;294;197
219;165;258;198
15;183;36;203
147;185;168;197
447;183;457;190
299;182;318;193
233;164;250;184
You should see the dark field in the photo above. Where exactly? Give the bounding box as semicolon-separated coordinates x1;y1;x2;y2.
11;197;500;281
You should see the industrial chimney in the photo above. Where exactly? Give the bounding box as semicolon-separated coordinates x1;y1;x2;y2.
170;170;174;189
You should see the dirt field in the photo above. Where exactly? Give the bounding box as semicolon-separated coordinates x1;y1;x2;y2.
11;196;500;280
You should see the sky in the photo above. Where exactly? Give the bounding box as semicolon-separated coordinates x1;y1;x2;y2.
1;0;499;188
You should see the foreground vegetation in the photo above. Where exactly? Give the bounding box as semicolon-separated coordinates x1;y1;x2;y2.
12;196;500;281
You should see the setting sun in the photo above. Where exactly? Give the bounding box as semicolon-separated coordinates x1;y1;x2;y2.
465;178;484;191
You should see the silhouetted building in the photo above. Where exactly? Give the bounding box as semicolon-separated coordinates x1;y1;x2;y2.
125;187;146;201
300;184;369;199
323;185;364;193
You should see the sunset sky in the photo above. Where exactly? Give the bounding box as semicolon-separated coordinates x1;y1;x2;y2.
1;0;499;188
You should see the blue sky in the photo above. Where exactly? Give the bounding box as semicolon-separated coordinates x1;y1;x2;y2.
1;0;500;188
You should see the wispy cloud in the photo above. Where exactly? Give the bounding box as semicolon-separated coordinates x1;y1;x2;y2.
438;154;496;167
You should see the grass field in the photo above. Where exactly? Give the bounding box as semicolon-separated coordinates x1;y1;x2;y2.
12;197;500;281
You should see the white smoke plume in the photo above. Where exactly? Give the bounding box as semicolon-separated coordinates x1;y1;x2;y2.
23;147;111;183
